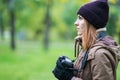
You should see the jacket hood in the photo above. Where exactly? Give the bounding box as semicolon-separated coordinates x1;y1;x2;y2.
94;36;120;61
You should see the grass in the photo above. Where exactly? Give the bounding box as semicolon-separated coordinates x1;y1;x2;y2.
0;41;74;80
0;40;120;80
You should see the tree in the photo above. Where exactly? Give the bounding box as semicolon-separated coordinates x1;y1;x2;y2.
44;0;52;50
0;0;4;40
8;0;15;50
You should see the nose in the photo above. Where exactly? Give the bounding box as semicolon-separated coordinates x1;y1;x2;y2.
74;20;79;26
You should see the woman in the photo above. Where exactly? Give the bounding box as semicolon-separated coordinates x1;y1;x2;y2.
53;0;120;80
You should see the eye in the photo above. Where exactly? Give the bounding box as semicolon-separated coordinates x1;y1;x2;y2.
78;16;83;20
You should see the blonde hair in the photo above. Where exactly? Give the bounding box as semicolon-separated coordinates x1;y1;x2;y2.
82;20;97;51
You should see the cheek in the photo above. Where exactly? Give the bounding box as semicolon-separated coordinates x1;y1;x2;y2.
78;27;83;35
78;22;84;31
79;21;84;27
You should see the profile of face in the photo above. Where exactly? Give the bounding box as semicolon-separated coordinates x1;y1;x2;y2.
74;15;86;36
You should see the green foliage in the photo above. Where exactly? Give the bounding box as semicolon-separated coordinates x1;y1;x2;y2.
1;0;120;41
106;4;120;43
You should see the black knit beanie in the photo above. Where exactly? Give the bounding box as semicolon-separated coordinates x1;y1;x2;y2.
77;0;109;29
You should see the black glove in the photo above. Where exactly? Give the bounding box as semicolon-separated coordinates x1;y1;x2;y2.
52;56;74;80
53;66;73;80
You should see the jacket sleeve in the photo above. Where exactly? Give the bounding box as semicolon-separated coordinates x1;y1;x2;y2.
90;49;114;80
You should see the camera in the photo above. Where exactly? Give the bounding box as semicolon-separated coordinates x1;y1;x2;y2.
60;56;73;68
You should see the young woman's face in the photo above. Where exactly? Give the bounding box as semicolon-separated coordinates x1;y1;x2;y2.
74;15;85;36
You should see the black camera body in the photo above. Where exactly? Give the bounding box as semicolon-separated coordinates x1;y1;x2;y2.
60;56;73;68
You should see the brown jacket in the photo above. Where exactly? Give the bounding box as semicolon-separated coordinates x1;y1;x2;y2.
72;36;120;80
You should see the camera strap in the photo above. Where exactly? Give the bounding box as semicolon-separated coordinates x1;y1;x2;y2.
78;31;107;72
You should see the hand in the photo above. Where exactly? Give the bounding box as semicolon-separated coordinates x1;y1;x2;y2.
52;65;74;80
52;56;74;80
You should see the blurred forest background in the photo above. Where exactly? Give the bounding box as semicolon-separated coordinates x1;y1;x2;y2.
0;0;120;80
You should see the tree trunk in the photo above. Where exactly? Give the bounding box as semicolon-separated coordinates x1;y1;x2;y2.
10;10;15;50
9;0;15;50
0;12;4;40
44;0;51;50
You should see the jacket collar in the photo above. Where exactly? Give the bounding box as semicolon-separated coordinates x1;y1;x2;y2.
96;27;107;33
